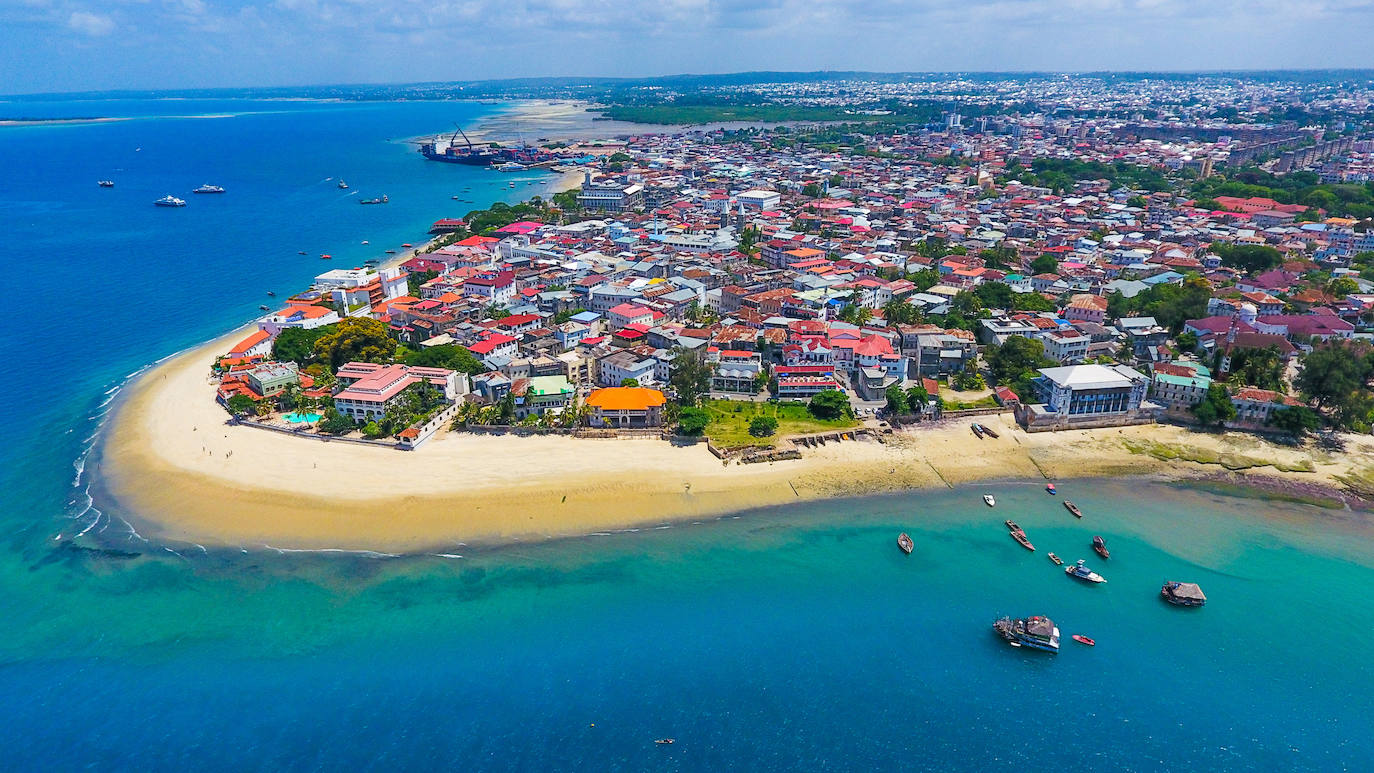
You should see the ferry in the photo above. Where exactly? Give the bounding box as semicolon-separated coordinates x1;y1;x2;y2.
897;533;914;555
97;180;114;187
1161;581;1207;607
360;195;389;205
154;195;186;207
497;161;526;172
993;615;1060;653
1065;559;1106;584
193;184;225;194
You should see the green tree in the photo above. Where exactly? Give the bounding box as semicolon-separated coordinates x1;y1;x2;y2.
808;389;850;420
677;407;710;436
906;385;930;409
985;335;1053;385
1269;405;1322;436
1011;292;1055;311
882;299;924;325
1296;340;1372;413
1214;243;1283;274
226;394;256;416
1030;253;1059;275
1226;346;1285;391
973;282;1013;310
749;415;779;437
318;407;356;434
406;269;438;296
1191;384;1237;428
1176;331;1199;353
1127;195;1148;208
669;348;713;406
272;325;332;367
1326;276;1360;299
885;384;909;414
402;344;486;375
361;420;384;438
909;268;940;292
620;378;640;387
313;317;397;371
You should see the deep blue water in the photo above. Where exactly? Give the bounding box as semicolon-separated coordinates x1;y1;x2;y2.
3;99;1374;771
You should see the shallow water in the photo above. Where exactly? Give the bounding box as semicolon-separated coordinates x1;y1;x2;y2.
2;98;1373;771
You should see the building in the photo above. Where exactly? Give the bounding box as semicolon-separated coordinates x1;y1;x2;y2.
584;387;666;428
710;349;763;395
577;173;644;212
773;365;838;399
332;362;462;423
598;350;657;386
517;375;575;418
1150;362;1212;416
1029;363;1150;420
1041;329;1091;364
1063;293;1108;324
259;304;341;335
736;189;781;211
1230;388;1303;427
245;362;299;399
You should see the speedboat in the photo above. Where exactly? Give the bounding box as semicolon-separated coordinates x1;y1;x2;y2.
1046;483;1056;495
1047;552;1063;565
266;291;276;297
993;615;1059;653
1072;635;1096;646
654;739;674;746
1066;559;1106;584
193;184;225;194
1092;535;1110;559
897;533;913;555
983;494;995;507
320;254;331;260
97;180;114;187
1064;500;1083;518
338;180;349;189
258;304;269;311
361;240;369;245
154;195;186;207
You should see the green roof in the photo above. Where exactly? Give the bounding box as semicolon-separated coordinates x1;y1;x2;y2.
526;375;573;396
1154;373;1211;389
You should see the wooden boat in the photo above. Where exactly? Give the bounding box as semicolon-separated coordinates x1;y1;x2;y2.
983;494;995;507
654;739;675;746
1004;520;1020;531
1071;635;1096;646
980;424;999;439
1048;552;1063;565
1092;535;1110;560
897;533;914;555
1063;500;1083;518
971;424;984;439
1161;581;1207;607
1009;529;1035;551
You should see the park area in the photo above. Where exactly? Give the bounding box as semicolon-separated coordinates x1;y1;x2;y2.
701;398;859;449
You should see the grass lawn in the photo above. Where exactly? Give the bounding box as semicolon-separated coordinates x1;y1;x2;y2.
702;398;859;448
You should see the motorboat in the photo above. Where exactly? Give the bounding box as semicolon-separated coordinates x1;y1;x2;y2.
1161;581;1207;607
1047;552;1063;565
1046;483;1056;495
993;615;1059;653
897;533;914;555
154;195;186;207
258;304;269;311
193;184;225;194
1071;635;1096;646
654;739;675;746
1065;560;1106;584
1092;536;1110;560
338;180;349;189
983;494;995;507
360;195;389;205
97;180;114;187
1064;501;1083;518
266;291;276;297
320;254;332;260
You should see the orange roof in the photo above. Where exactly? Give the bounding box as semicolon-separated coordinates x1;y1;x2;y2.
228;330;271;356
584;387;667;412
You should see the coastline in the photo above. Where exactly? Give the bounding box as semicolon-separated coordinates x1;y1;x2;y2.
94;330;1374;553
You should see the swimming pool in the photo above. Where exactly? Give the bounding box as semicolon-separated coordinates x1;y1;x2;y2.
282;412;322;424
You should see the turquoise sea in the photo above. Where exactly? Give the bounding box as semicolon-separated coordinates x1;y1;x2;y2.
3;97;1374;770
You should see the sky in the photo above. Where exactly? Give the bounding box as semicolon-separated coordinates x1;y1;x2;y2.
2;0;1374;95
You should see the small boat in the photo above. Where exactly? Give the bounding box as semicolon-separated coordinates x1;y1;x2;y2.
1005;522;1034;551
360;195;389;205
971;424;983;439
386;249;397;254
320;254;332;260
154;195;186;207
452;195;460;200
1161;581;1207;607
192;184;225;194
338;180;349;189
1045;483;1056;495
298;250;307;255
361;240;369;245
401;243;413;248
1064;500;1083;518
983;494;995;508
1047;552;1063;565
654;739;674;746
266;291;276;296
1071;635;1096;646
993;615;1059;653
897;533;913;555
980;424;1000;439
1065;559;1106;584
1092;535;1110;560
97;180;114;187
258;304;269;311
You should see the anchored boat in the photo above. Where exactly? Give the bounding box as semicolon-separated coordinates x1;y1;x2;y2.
1065;559;1106;584
1064;500;1083;518
897;533;914;555
1092;535;1110;560
993;615;1060;653
1161;581;1207;607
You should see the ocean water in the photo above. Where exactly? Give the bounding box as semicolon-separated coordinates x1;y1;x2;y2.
3;99;1374;771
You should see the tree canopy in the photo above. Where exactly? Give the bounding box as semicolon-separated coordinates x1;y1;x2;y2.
271;325;333;367
808;389;850;420
1191;383;1237;428
402;344;485;374
668;348;712;406
1213;243;1283;274
313;316;397;371
1029;253;1059;275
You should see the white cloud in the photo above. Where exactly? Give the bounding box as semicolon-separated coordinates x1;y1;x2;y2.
66;10;114;36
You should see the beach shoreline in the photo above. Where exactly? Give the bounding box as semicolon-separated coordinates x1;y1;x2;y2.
92;330;1374;554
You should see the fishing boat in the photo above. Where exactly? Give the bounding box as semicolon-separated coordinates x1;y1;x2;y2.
1072;635;1096;646
1064;500;1083;518
1006;523;1035;551
97;180;114;187
1092;536;1110;560
1046;483;1056;495
897;533;914;555
153;195;186;207
1047;552;1063;565
1065;559;1106;584
360;195;388;205
983;494;995;507
993;615;1060;653
1161;581;1207;607
192;184;225;194
971;424;983;439
337;180;349;189
386;249;396;254
979;424;1000;439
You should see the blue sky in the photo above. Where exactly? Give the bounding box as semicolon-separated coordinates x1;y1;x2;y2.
3;0;1374;95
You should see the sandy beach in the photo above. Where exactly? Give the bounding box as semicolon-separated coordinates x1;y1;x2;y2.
94;331;1374;553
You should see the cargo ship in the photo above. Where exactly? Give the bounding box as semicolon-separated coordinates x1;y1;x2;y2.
420;125;503;166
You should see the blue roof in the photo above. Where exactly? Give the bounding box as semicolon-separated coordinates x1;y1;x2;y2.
571;311;600;323
1142;271;1184;285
